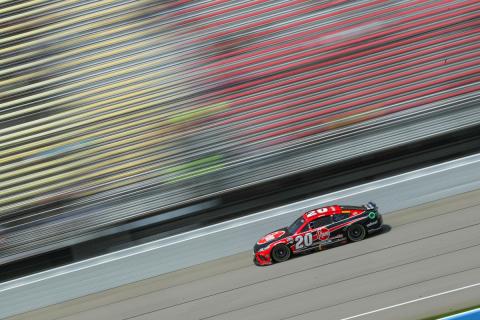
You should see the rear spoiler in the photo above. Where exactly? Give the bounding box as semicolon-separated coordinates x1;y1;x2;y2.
364;201;378;211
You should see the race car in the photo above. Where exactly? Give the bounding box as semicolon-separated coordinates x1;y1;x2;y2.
253;202;383;266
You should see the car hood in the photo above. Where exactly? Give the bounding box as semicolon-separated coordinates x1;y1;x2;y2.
254;227;291;252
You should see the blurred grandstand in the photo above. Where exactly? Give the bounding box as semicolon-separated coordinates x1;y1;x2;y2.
0;0;479;267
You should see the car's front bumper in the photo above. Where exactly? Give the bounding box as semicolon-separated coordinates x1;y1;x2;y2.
253;252;273;266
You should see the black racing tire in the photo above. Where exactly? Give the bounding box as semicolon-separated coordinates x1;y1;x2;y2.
271;244;291;263
347;224;366;242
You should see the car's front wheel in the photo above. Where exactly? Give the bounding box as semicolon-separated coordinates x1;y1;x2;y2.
347;224;366;242
271;244;291;263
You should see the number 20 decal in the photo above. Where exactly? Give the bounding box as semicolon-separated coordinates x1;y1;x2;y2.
295;233;313;250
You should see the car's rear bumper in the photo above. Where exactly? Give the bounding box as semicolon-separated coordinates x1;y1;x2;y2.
367;213;383;233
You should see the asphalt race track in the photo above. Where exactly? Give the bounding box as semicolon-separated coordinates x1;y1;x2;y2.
8;189;480;320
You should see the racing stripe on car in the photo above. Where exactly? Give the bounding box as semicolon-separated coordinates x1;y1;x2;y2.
328;215;368;232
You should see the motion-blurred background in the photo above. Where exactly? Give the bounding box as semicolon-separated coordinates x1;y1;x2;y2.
0;0;479;278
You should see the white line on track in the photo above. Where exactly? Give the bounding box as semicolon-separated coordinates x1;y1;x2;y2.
340;282;480;320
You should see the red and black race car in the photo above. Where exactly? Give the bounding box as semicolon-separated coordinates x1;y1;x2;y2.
253;202;383;266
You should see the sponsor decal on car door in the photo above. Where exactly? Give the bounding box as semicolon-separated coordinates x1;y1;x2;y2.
317;227;330;241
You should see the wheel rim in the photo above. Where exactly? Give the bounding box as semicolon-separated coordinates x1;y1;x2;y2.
276;247;287;258
273;245;289;261
349;226;365;240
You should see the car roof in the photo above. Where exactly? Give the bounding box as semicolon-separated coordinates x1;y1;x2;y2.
302;205;365;222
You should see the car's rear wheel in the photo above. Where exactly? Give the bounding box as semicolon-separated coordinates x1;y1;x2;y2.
347;224;366;242
271;244;291;263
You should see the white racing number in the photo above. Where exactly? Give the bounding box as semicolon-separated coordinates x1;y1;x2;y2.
295;233;313;250
317;207;328;214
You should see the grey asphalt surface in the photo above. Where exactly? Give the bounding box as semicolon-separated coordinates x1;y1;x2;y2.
8;189;480;320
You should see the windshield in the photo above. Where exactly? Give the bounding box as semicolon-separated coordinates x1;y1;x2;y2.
288;216;304;234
